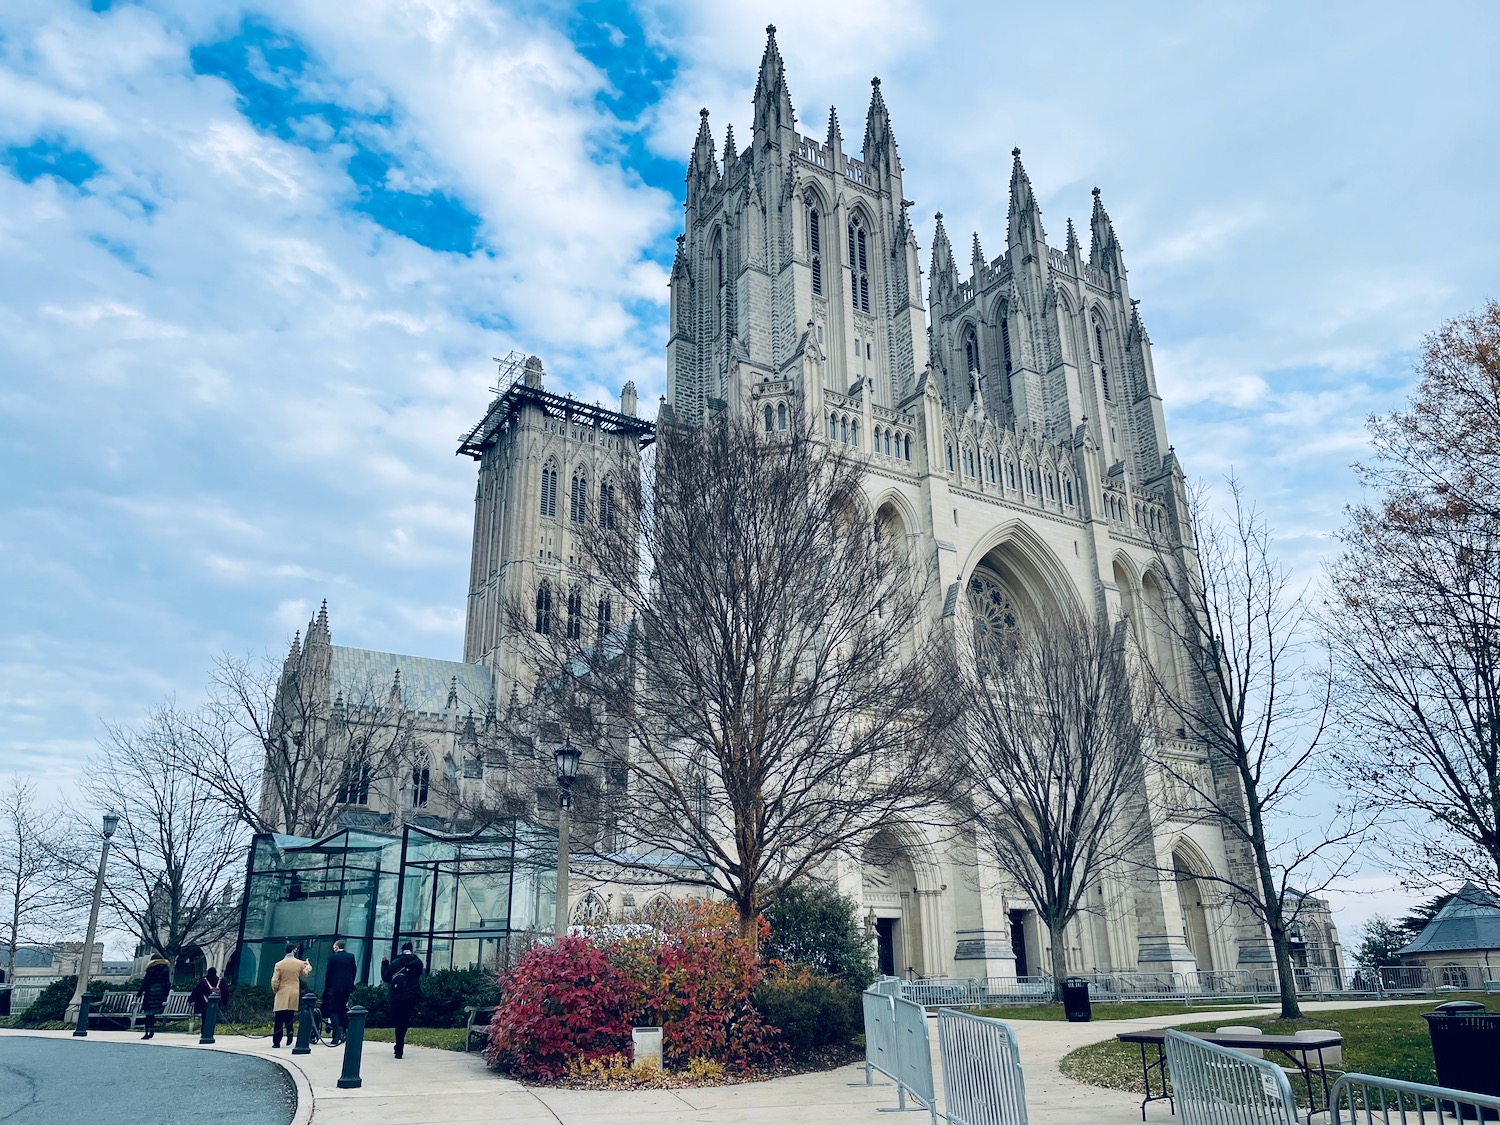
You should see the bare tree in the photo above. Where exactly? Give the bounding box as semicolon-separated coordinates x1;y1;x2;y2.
944;606;1155;992
182;652;428;838
515;410;955;941
77;703;248;969
1145;478;1367;1019
0;777;81;978
1327;301;1500;894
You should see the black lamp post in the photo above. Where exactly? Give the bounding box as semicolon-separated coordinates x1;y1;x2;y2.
68;812;120;1028
553;739;582;938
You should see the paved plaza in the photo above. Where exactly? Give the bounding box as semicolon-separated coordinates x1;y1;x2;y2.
0;1000;1430;1124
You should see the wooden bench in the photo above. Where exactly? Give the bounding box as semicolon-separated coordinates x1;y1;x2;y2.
465;1006;498;1052
88;990;197;1031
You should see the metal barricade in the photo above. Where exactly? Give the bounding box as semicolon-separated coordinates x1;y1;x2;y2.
1379;965;1434;994
1330;1072;1500;1123
1164;1028;1299;1125
937;1008;1028;1125
860;988;937;1123
873;976;904;997
902;976;983;1008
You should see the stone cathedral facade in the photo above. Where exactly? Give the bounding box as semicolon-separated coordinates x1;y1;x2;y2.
261;30;1345;982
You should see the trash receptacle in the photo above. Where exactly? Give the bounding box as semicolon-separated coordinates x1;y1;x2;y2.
1062;977;1092;1023
1423;1003;1500;1112
0;986;11;1018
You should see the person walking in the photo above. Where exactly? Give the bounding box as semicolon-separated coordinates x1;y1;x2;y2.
270;943;311;1048
380;941;424;1059
322;940;357;1046
138;955;171;1039
188;967;226;1024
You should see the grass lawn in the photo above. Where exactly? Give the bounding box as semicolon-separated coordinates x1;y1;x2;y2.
364;1026;469;1052
972;1000;1275;1022
1058;994;1493;1094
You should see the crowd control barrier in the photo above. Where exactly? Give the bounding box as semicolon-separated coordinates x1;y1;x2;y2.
1330;1071;1500;1123
937;1008;1029;1125
1164;1028;1299;1125
860;987;937;1122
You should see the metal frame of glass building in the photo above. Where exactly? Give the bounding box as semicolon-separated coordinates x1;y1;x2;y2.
233;822;555;991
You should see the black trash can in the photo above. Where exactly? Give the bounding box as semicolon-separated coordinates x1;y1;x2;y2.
1423;1003;1500;1116
0;986;11;1018
1062;977;1092;1023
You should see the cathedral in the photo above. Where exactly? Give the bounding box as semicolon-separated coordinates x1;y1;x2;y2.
262;29;1331;983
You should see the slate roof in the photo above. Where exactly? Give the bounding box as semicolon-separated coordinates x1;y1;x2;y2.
1398;881;1500;955
330;646;495;716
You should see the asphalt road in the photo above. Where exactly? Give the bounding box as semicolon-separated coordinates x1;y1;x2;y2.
0;1037;296;1125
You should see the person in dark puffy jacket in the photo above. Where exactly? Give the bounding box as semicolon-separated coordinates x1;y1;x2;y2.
138;957;172;1039
322;940;358;1046
379;942;424;1059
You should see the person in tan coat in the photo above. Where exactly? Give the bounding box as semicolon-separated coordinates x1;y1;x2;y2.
270;943;311;1048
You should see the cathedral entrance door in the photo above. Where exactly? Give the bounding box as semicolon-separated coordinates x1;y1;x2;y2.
1009;911;1029;977
876;918;897;977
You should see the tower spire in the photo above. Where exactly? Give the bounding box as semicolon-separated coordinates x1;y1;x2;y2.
687;108;719;205
929;211;958;307
1065;216;1082;261
971;231;986;275
1090;185;1124;275
862;75;898;180
1007;148;1045;249
721;122;737;174
753;24;794;137
826;105;843;157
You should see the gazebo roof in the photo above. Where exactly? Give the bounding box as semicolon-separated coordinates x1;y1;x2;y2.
1398;882;1500;955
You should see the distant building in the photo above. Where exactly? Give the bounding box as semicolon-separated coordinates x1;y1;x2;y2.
1398;882;1500;989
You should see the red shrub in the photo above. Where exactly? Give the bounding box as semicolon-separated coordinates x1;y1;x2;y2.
485;935;643;1080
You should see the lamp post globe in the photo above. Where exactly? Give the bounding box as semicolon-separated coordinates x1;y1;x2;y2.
68;811;120;1027
552;739;582;939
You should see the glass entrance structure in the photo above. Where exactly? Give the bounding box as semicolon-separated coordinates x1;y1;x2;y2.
234;822;555;991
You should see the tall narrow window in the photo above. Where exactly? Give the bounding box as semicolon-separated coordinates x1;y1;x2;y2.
848;218;870;312
411;766;430;808
599;480;616;531
337;759;371;805
904;434;911;461
540;461;558;518
764;405;774;432
999;317;1014;375
777;402;787;430
829;413;837;439
534;582;553;635
808;206;823;295
963;326;981;375
947;443;955;473
566;587;583;640
570;471;587;522
1094;317;1112;400
597;596;612;639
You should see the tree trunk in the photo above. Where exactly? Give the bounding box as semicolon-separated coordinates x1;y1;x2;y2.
1244;782;1303;1019
738;891;760;949
1047;918;1070;1003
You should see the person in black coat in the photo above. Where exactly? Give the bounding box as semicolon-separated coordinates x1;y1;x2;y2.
322;940;358;1046
138;956;172;1039
188;967;228;1018
379;942;424;1059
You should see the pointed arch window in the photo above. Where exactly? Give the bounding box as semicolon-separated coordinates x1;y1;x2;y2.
540;461;558;518
597;596;613;639
764;404;774;432
566;586;583;640
840;416;848;444
534;582;553;635
828;413;837;439
904;434;911;461
599;479;617;531
411;765;430;808
963;325;981;376
1093;315;1112;400
999;317;1014;376
777;402;787;430
1005;461;1016;489
808;206;823;296
1064;477;1075;506
848;218;870;313
946;443;955;473
337;759;371;805
850;420;860;449
986;454;996;483
570;470;587;522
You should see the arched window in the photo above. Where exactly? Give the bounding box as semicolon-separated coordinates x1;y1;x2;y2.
566;586;583;640
828;412;837;439
946;443;955;473
1093;315;1112;400
337;759;371;805
597;596;612;639
963;325;980;376
986;455;996;483
1064;477;1074;506
840;416;848;444
411;765;430;808
599;479;616;531
764;405;774;432
808;205;823;295
999;316;1014;376
904;434;911;461
534;582;553;635
540;461;558;518
1046;473;1056;500
848;217;870;312
1025;466;1036;494
850;420;859;449
777;402;787;430
1005;461;1016;489
885;429;893;456
570;470;587;522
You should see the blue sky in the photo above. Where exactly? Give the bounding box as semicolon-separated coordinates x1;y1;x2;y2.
4;0;1499;940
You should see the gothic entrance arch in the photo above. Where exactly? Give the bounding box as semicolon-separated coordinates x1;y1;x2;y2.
860;826;941;977
1172;845;1216;972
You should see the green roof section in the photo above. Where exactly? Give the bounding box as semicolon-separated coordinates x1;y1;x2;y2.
1399;882;1500;955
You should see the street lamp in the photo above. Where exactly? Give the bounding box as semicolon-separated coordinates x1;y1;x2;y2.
67;812;119;1025
553;739;582;939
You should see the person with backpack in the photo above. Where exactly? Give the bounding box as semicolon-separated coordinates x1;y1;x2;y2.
188;966;228;1022
379;942;424;1059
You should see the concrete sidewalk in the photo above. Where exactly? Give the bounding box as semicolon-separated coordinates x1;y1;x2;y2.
1;998;1430;1124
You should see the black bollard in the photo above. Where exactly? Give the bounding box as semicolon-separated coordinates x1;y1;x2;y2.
336;1006;367;1090
72;994;93;1038
198;995;219;1045
291;992;316;1055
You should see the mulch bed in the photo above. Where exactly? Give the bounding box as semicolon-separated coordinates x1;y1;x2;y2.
535;1042;866;1090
